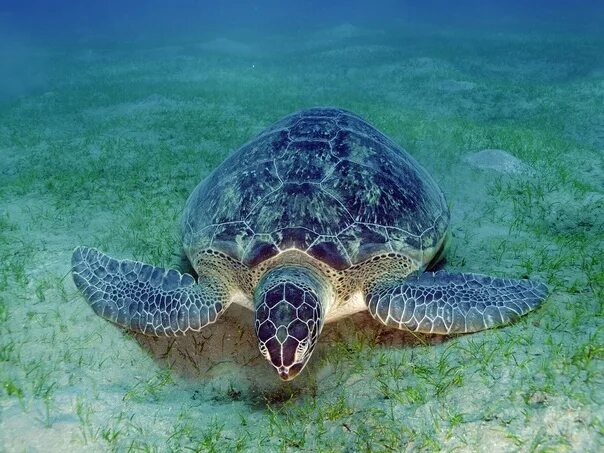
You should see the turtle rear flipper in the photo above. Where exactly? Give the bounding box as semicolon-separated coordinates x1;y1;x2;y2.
72;246;229;336
365;271;548;334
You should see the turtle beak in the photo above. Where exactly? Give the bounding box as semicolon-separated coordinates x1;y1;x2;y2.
277;363;304;381
260;333;316;381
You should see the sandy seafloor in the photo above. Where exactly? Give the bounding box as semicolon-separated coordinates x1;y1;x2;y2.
0;22;603;452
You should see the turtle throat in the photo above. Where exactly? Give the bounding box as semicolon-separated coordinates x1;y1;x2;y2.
253;264;331;381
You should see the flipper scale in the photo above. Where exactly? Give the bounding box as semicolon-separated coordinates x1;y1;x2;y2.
365;271;547;334
72;246;229;336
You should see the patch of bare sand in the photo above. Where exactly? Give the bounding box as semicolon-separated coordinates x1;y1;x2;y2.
465;149;535;176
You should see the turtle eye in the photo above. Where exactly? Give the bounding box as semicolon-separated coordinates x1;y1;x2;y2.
259;343;270;359
295;340;309;362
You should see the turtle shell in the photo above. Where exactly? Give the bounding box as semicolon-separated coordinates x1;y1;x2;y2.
182;108;449;270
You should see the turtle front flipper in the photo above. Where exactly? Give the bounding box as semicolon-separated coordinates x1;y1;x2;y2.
365;271;548;334
72;246;229;336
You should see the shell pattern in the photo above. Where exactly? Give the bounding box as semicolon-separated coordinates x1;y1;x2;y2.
182;108;449;271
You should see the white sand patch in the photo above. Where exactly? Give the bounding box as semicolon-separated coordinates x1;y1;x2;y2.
0;402;84;452
464;149;535;175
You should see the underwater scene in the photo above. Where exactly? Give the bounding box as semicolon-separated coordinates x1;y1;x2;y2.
0;0;602;451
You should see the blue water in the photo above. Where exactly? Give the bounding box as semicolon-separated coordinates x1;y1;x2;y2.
2;0;602;103
3;0;603;40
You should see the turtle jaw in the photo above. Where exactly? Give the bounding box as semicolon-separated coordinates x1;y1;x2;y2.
262;333;319;381
276;359;307;381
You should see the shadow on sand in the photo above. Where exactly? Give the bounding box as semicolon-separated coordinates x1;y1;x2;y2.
130;304;449;406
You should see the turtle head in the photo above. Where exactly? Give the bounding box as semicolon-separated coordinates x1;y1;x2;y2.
254;264;331;381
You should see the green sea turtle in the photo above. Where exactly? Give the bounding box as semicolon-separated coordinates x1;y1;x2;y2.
72;107;548;381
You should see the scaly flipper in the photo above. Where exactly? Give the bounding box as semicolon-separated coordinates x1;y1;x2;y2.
366;271;548;334
72;246;229;336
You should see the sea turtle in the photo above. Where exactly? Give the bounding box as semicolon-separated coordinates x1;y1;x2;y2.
72;107;548;381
